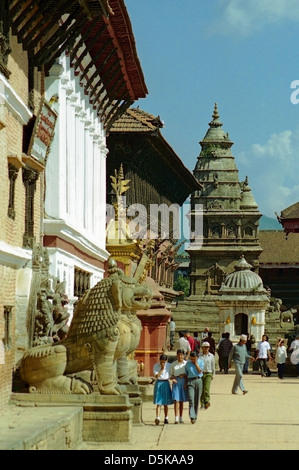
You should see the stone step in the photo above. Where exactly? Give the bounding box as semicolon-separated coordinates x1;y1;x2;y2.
0;405;83;450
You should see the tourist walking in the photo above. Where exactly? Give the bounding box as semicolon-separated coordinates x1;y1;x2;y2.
243;333;253;373
201;327;209;341
199;342;215;409
275;338;287;380
185;351;204;424
204;331;216;355
169;317;176;350
185;330;196;352
193;332;201;355
153;354;173;425
170;350;188;424
289;335;299;377
218;332;233;373
174;331;191;358
216;333;226;371
255;334;272;377
228;334;253;395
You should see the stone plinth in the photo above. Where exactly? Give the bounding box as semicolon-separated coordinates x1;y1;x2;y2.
125;385;143;425
138;377;155;402
10;393;133;443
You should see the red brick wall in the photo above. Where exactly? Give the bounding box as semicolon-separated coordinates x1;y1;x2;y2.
0;267;17;414
0;32;43;413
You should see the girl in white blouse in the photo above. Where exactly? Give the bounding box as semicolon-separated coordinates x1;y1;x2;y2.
170;350;188;424
153;354;173;425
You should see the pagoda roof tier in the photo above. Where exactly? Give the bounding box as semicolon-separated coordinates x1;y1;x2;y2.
108;107;202;205
277;202;299;234
280;202;299;219
259;230;299;265
193;104;260;214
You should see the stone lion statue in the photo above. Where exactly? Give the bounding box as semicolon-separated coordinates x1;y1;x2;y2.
20;259;152;395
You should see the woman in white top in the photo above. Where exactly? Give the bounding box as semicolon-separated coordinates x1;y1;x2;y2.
170;349;188;424
275;338;287;380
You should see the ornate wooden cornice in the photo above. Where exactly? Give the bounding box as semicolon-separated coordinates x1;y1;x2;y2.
9;0;147;128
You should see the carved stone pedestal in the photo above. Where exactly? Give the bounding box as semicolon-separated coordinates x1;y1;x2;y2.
11;393;133;443
125;385;143;425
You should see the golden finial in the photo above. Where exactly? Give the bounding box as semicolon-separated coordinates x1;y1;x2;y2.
110;164;130;198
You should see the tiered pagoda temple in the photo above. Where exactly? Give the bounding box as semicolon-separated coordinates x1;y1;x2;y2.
174;104;263;337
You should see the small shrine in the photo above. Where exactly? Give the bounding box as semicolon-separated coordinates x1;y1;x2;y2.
216;256;269;342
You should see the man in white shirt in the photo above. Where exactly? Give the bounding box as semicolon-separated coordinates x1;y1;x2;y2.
174;331;191;358
201;327;209;341
255;335;272;377
199;342;215;409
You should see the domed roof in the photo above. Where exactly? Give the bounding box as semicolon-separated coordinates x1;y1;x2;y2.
220;256;265;292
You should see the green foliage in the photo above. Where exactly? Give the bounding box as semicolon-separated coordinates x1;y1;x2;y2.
174;274;190;299
200;144;220;158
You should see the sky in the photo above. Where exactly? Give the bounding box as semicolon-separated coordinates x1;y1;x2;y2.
125;0;299;218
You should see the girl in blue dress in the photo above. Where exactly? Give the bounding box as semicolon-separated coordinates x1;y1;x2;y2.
170;349;188;424
153;354;173;425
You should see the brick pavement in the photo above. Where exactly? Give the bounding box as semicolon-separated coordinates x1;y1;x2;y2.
84;370;299;451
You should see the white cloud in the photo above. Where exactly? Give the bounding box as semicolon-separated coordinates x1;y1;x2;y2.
272;184;299;216
210;0;299;36
252;130;293;161
237;127;299;217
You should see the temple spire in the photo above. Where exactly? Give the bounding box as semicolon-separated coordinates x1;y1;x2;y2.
209;103;223;128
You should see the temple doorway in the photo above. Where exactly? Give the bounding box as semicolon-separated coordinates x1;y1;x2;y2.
235;313;248;336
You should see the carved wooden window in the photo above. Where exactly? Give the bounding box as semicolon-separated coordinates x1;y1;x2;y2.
3;306;13;350
8;164;18;220
74;267;91;299
22;167;39;248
